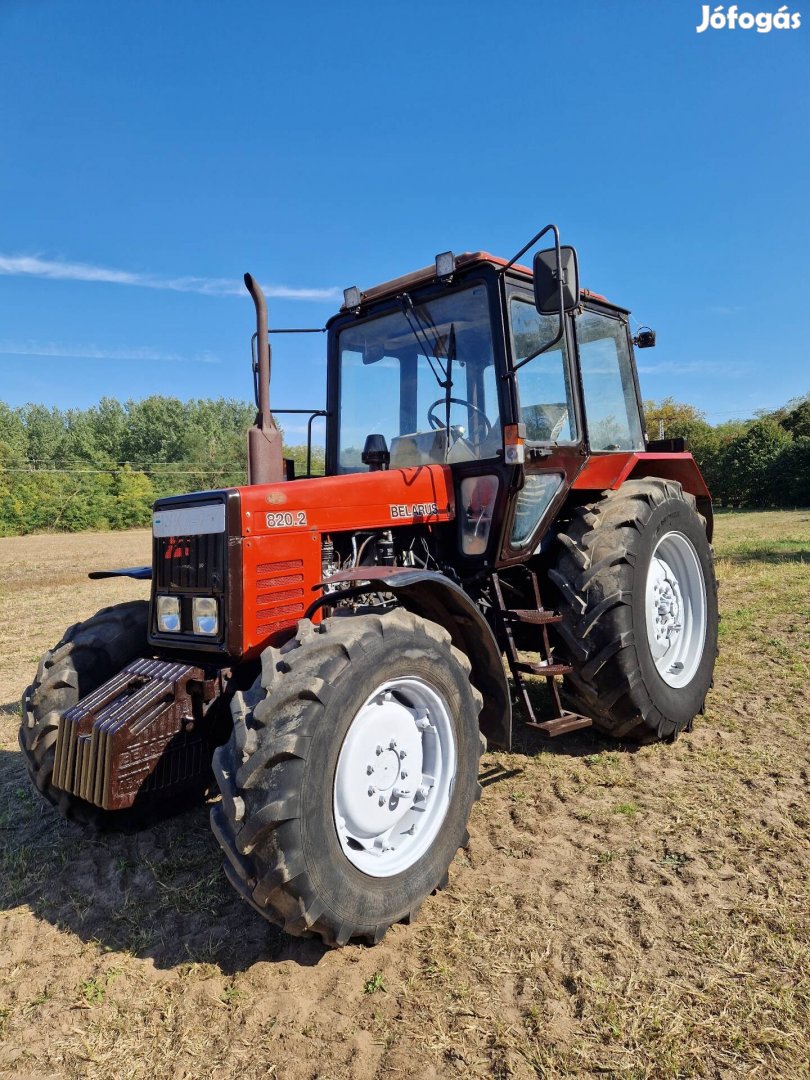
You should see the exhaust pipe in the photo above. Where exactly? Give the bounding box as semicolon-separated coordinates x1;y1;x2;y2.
244;273;285;485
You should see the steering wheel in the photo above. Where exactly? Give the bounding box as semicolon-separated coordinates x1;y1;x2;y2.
426;397;492;445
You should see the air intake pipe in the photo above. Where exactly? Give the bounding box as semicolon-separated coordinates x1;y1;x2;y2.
244;272;285;485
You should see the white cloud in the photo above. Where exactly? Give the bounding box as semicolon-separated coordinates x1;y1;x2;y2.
0;340;221;364
637;359;751;376
0;253;340;301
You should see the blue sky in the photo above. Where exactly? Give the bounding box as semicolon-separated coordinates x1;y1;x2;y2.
1;0;807;438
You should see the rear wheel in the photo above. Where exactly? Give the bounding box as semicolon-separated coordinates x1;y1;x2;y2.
210;609;484;946
550;479;718;741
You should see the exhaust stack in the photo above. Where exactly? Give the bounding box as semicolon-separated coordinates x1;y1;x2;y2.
244;273;285;485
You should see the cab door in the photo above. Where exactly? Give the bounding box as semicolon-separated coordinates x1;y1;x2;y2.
496;285;586;565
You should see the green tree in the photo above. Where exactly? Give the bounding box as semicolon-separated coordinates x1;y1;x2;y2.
643;397;723;492
122;396;189;466
21;404;65;466
0;403;28;459
63;408;101;465
782;396;810;439
720;418;793;507
90;397;129;464
768;437;810;506
109;467;154;528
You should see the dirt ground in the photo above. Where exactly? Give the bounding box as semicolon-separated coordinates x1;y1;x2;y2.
0;512;808;1080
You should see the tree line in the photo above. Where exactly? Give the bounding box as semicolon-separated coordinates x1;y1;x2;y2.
643;394;810;509
0;397;323;535
0;393;807;535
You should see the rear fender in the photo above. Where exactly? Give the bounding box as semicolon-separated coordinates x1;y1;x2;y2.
573;452;714;540
310;567;511;750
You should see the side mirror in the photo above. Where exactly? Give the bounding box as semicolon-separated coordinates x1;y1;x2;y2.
533;245;580;314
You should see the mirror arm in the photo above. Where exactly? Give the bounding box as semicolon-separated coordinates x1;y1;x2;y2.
502;222;576;373
511;314;564;373
502;222;559;273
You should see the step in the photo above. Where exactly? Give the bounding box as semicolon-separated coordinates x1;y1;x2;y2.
514;661;572;678
525;712;593;737
504;609;562;625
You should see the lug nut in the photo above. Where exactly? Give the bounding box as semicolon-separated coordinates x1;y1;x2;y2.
378;795;386;807
389;739;397;750
367;765;374;775
368;786;375;796
401;770;408;779
376;745;383;755
399;749;407;759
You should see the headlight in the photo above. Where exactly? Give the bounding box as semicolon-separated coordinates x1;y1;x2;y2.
156;595;181;633
192;596;219;636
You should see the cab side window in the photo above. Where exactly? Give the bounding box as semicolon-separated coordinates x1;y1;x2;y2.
576;310;644;452
509;297;576;443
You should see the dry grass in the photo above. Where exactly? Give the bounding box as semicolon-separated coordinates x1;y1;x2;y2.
0;512;808;1079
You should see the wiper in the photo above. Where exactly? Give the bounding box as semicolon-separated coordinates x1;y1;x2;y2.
399;294;458;461
399;293;451;392
443;324;456;446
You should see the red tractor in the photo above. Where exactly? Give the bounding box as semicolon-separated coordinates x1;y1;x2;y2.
20;226;718;946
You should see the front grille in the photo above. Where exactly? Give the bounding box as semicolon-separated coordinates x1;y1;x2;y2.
149;490;242;655
154;532;225;592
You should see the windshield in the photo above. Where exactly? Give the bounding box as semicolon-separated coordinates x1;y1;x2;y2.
337;283;500;472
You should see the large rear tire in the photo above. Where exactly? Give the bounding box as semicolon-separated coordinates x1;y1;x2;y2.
549;479;718;741
210;610;484;946
19;600;187;828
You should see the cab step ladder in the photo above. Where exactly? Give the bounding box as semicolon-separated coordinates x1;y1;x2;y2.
491;570;592;737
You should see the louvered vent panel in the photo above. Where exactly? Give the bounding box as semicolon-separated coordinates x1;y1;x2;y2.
255;558;306;634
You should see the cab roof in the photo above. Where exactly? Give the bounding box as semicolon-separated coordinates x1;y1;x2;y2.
340;250;622;312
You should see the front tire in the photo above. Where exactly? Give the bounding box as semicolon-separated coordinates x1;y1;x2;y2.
210;610;484;946
550;479;718;741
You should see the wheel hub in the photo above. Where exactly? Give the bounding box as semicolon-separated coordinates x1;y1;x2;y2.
644;531;707;688
337;693;424;839
650;560;683;649
333;677;456;878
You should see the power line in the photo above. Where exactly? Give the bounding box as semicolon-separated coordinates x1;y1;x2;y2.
0;466;244;475
10;460;249;467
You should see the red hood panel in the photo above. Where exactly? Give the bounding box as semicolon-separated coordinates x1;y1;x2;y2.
237;464;455;536
236;465;455;655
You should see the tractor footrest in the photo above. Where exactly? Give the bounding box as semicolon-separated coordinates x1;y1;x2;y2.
504;609;562;625
526;712;593;737
514;661;572;678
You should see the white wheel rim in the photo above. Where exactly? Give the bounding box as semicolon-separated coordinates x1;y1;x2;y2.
333;677;457;878
645;531;707;688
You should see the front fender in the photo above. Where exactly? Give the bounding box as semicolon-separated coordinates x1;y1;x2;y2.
310;567;511;750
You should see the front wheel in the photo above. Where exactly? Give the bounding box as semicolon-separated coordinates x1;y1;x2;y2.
210;610;484;946
550;479;719;741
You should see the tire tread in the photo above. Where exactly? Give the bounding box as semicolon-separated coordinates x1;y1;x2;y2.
210;608;484;946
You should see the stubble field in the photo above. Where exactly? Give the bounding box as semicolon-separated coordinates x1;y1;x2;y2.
0;510;808;1079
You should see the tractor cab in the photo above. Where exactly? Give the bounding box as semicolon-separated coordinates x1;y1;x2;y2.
314;230;650;567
